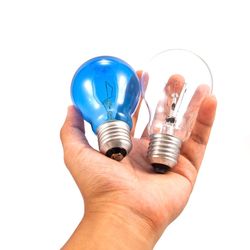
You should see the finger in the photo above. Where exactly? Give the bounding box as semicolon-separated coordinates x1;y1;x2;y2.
60;106;95;169
181;95;217;170
131;71;148;136
185;84;211;115
141;74;184;138
175;84;211;139
152;74;185;126
60;106;90;148
141;125;149;139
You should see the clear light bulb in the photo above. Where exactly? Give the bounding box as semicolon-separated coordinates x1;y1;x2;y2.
141;49;213;173
71;56;141;161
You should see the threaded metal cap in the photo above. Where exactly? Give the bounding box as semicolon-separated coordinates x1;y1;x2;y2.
97;121;132;161
147;133;182;171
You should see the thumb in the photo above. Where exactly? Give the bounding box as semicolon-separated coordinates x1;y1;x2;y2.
60;106;94;167
60;106;90;147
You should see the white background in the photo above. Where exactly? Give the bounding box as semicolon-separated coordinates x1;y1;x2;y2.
0;0;250;249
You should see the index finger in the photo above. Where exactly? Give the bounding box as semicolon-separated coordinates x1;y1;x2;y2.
180;95;217;170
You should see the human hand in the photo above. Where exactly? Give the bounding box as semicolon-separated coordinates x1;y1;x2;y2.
60;74;217;250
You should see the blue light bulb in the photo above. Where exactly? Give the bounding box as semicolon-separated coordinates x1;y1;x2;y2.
71;56;141;160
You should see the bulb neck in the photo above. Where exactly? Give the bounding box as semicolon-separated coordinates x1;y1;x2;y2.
147;133;182;173
97;120;132;161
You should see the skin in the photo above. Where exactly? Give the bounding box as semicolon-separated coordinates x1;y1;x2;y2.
60;74;217;250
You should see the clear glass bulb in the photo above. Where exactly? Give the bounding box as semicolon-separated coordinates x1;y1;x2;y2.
141;49;213;173
71;56;141;160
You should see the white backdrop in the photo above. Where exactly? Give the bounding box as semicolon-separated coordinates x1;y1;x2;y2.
0;0;250;249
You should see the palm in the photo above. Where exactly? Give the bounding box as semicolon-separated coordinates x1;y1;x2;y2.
128;138;194;224
81;137;194;229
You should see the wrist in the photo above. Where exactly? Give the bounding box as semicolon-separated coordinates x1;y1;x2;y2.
62;203;158;250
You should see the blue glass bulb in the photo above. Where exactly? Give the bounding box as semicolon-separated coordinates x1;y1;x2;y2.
71;56;141;160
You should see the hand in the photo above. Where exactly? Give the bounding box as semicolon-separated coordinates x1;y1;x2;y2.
60;77;217;250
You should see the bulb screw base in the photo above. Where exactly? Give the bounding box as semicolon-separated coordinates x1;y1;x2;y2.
148;133;182;173
97;121;132;161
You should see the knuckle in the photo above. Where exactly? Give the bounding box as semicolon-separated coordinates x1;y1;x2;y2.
60;125;66;142
191;133;206;146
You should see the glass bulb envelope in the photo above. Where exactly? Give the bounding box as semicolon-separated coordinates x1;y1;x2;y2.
141;49;213;173
71;56;141;160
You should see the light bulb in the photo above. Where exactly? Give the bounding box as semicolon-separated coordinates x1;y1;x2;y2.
71;56;141;161
141;49;213;173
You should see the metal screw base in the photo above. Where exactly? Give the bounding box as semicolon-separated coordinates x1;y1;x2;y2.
147;133;182;170
97;121;132;161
